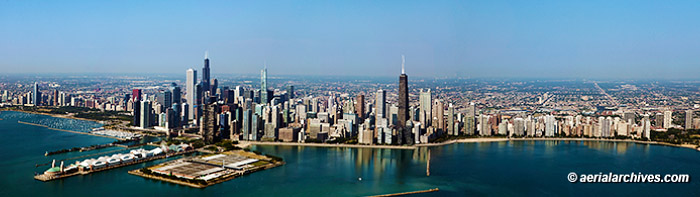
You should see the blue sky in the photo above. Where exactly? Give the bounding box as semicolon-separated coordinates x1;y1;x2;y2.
1;0;699;79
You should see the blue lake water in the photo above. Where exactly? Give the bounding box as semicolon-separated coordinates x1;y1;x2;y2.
0;111;698;196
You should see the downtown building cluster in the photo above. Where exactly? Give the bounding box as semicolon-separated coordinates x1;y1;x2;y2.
4;55;700;146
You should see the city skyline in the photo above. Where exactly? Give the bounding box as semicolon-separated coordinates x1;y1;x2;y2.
2;1;700;79
3;1;700;196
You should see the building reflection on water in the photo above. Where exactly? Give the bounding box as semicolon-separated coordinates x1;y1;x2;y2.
252;140;654;182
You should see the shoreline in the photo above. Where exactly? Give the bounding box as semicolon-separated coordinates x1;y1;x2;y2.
4;110;698;152
241;141;416;150
246;137;700;152
0;109;104;124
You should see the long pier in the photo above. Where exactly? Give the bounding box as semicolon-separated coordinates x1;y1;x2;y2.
18;120;125;140
38;148;128;167
370;188;440;197
34;150;194;182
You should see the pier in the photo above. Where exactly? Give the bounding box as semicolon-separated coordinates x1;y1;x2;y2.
370;188;440;197
129;150;285;188
34;150;194;182
18;121;125;140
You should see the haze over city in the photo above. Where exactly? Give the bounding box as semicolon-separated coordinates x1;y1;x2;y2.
2;0;700;78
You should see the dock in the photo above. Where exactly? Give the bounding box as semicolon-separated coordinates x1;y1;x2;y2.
370;188;439;197
34;150;194;182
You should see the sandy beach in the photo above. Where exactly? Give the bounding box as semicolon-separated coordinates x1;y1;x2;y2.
243;137;700;151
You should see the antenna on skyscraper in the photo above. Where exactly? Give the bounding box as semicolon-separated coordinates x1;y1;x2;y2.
401;54;405;74
205;51;209;59
264;60;267;69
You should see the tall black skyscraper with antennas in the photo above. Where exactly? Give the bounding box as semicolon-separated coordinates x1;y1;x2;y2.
202;51;211;93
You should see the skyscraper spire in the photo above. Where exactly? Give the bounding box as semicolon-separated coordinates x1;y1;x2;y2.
401;54;405;74
202;51;211;92
397;54;411;145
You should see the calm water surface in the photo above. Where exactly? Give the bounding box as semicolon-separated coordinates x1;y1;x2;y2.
1;111;698;196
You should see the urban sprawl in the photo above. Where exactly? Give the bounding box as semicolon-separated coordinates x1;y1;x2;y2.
3;53;700;148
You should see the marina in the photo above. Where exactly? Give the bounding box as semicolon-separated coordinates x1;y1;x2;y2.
18;120;126;140
90;127;142;139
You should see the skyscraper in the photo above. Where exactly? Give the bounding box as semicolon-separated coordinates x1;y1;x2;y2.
156;90;172;111
52;90;59;106
287;85;294;99
170;83;181;105
419;89;432;128
181;103;189;125
200;98;217;144
261;66;269;104
133;100;141;127
398;56;409;128
33;82;40;106
375;89;386;119
132;89;142;102
186;68;197;120
201;52;211;93
463;102;476;135
643;114;651;139
448;103;455;135
397;55;412;145
356;94;365;119
686;110;693;130
663;110;672;129
242;109;252;140
139;100;152;129
193;83;203;124
545;115;556;137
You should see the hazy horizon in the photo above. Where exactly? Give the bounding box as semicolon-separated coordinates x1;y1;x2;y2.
2;0;700;79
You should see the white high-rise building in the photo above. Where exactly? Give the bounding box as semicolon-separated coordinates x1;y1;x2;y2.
686;110;693;130
643;114;651;139
663;110;672;129
375;89;386;119
544;115;556;137
595;117;604;137
186;68;197;121
514;118;525;136
419;89;432;128
479;114;491;136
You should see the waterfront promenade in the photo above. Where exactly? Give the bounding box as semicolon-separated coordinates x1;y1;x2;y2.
242;137;700;151
240;141;416;149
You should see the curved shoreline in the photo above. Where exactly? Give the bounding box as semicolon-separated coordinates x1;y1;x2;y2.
5;110;697;152
242;141;416;150
246;137;700;151
421;137;700;151
0;109;104;124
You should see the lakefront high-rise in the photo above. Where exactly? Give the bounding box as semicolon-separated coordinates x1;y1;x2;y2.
375;89;386;119
397;55;412;145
